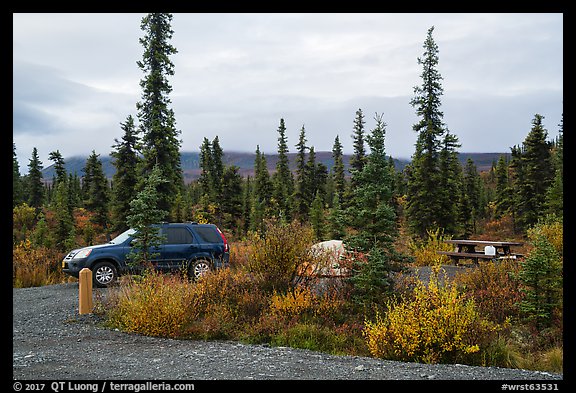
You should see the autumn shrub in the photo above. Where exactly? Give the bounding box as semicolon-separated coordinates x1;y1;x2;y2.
181;268;269;339
454;259;523;324
106;271;194;338
408;228;453;267
269;286;314;320
363;273;506;365
13;240;68;287
245;219;315;292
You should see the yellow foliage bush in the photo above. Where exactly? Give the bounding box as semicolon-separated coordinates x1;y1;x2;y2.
269;287;314;319
363;275;505;364
408;228;453;267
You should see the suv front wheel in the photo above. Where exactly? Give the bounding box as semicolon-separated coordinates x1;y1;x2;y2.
92;261;118;288
189;259;212;280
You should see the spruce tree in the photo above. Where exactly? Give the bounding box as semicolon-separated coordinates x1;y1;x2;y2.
110;115;140;232
406;26;454;238
345;113;407;309
517;216;563;331
13;143;24;207
48;150;67;186
53;179;75;252
461;158;482;234
26;148;44;210
220;165;243;229
272;118;294;220
251;146;272;232
350;108;366;176
494;155;511;219
545;115;563;217
293;125;308;219
211;136;224;201
513;114;555;231
241;176;252;235
345;113;397;252
331;135;346;199
126;164;169;266
199;137;214;200
83;151;110;231
327;192;346;240
136;13;183;220
437;131;462;235
309;191;325;240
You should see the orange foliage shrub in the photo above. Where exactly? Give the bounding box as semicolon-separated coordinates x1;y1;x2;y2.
454;260;523;323
106;272;194;338
13;240;68;287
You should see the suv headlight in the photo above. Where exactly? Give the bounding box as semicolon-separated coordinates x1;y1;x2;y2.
73;249;93;259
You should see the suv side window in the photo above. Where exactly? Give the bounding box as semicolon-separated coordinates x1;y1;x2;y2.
163;227;194;244
194;226;221;243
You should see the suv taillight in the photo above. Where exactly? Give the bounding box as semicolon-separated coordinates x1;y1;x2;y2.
216;227;229;252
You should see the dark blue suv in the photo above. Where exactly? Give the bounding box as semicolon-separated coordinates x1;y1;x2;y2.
62;222;230;287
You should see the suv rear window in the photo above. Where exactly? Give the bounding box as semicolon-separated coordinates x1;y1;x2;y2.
194;226;221;243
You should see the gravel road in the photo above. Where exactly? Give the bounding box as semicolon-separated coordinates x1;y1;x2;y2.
13;282;564;385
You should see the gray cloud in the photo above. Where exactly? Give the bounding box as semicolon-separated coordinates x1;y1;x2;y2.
13;13;563;172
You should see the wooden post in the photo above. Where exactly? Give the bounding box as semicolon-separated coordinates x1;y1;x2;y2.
79;268;93;315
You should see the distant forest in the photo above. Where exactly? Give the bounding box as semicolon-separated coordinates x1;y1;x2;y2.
38;151;511;185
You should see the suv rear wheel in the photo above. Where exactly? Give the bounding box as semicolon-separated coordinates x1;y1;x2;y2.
189;259;212;280
92;261;117;287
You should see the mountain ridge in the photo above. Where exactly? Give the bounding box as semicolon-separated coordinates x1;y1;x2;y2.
40;151;510;184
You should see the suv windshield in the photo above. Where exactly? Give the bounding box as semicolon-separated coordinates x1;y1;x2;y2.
109;229;136;244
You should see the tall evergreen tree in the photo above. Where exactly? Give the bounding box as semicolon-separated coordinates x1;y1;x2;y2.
210;136;225;201
272;118;294;220
110;115;140;233
199;137;214;199
437;131;462;235
327;192;346;240
251;146;272;232
242;176;253;235
345;113;407;309
331;135;346;199
513;114;555;231
26;147;44;210
293;125;309;219
494;155;511;219
350;108;366;176
136;13;183;220
406;26;452;238
309;191;325;240
458;158;481;236
220;165;243;229
299;146;319;219
545;115;563;217
345;113;397;252
48;150;67;186
83;151;110;231
13;143;24;207
53;179;75;252
126;164;169;265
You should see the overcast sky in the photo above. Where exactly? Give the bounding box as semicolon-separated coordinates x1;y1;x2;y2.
13;13;563;173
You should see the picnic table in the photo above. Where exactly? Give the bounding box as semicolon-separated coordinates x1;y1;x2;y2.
437;239;524;265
